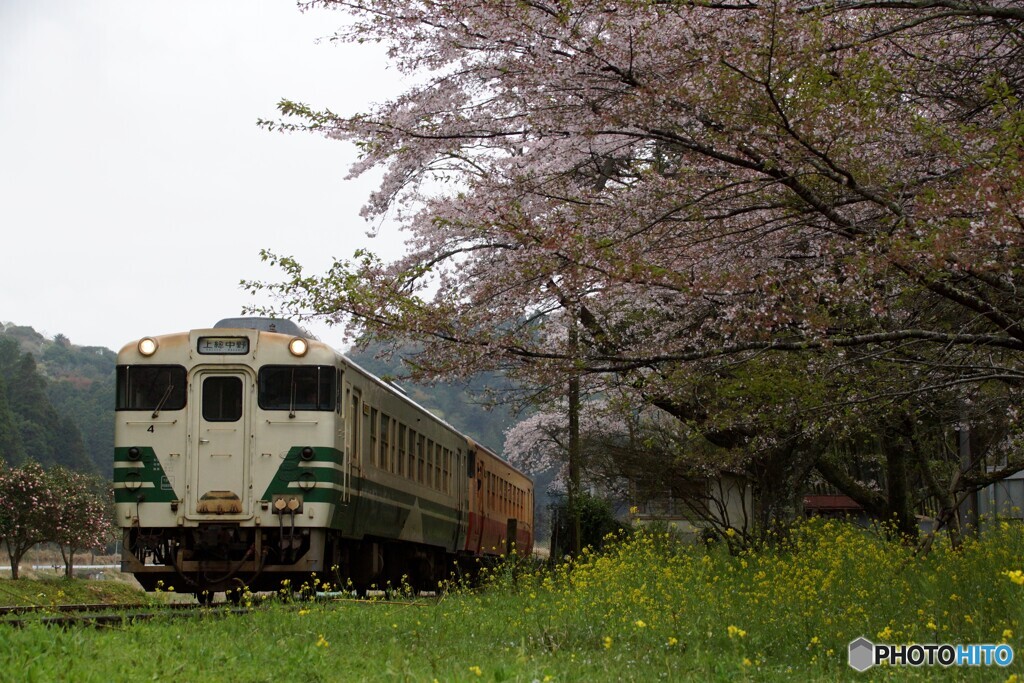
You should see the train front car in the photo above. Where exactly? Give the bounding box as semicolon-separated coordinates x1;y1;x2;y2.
115;320;342;600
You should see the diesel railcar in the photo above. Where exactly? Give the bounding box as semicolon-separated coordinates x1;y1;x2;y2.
114;318;533;599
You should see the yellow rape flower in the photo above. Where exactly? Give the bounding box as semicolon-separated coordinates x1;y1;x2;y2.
468;666;483;677
603;636;613;650
727;625;747;639
1005;570;1024;585
315;634;329;648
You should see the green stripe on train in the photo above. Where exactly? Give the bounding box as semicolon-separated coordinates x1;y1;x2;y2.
260;446;345;502
263;446;463;546
113;446;178;503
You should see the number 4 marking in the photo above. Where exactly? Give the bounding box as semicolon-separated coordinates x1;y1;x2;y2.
147;425;155;433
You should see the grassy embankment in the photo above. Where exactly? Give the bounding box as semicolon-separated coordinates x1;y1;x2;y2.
0;550;145;606
0;518;1022;682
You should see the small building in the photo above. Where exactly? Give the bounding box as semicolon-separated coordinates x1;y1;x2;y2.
977;468;1024;526
630;472;752;541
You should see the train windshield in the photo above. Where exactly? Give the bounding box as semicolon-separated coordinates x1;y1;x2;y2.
258;365;336;411
116;365;187;411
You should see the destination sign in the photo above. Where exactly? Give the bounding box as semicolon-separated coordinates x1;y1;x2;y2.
197;337;250;355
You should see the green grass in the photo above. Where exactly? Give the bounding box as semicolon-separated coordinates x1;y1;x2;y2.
0;519;1022;681
0;576;149;609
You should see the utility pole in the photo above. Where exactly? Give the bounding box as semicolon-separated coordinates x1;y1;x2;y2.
958;418;978;536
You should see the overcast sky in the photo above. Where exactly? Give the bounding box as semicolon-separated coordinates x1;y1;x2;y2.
1;1;406;352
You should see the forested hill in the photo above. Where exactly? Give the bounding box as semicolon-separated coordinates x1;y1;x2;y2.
0;323;115;475
346;341;520;455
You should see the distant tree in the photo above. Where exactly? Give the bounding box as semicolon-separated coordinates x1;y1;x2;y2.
0;461;58;579
2;324;117;475
347;340;521;454
0;338;21;385
48;467;113;578
0;339;93;472
53;416;95;473
549;491;623;558
49;378;114;476
0;376;24;466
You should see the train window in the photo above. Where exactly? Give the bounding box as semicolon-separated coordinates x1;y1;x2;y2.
380;414;391;471
434;444;442;490
442;447;450;494
397;424;407;476
409;430;418;481
351;392;361;463
258;366;336;411
336;369;343;414
369;408;379;466
417;435;425;484
202;376;243;422
426;440;435;488
116;365;187;412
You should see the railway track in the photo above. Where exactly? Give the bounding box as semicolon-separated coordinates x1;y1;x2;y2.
0;601;246;628
0;593;435;628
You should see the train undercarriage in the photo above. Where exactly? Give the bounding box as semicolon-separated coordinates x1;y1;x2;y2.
122;524;462;602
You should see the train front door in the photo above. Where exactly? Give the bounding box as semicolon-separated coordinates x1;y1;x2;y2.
188;370;250;517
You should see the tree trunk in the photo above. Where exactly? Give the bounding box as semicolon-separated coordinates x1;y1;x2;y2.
61;545;76;579
567;364;582;557
882;417;919;541
814;455;888;518
6;540;26;580
752;441;817;543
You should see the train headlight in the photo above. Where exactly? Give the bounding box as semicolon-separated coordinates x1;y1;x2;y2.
124;471;142;491
288;337;308;357
138;337;158;356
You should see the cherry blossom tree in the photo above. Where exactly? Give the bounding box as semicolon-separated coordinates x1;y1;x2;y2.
258;0;1022;371
0;463;113;579
48;467;113;578
251;0;1024;534
504;397;632;489
0;461;58;579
